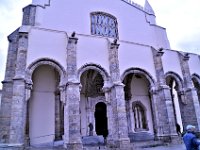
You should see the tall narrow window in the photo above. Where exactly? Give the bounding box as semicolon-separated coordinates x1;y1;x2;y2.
133;102;148;132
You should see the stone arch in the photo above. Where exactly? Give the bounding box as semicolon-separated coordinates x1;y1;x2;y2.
26;58;66;85
165;71;184;91
26;58;66;145
191;73;200;103
165;71;185;133
121;68;156;101
122;67;155;141
121;67;156;87
78;63;110;83
192;73;200;84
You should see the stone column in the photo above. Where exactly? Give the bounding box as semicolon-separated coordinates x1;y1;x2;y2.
0;30;19;144
149;86;162;138
55;91;62;140
179;53;200;130
107;40;131;149
9;32;29;147
152;47;177;142
64;33;83;150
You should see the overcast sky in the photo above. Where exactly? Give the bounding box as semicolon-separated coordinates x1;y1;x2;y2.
0;0;200;88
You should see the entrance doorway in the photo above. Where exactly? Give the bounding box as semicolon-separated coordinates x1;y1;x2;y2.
95;102;108;138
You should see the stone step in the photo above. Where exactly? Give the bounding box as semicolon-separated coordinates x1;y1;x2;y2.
129;132;155;142
132;140;166;149
83;145;107;150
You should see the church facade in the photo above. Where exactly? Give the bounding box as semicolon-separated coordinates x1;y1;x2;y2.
1;0;200;149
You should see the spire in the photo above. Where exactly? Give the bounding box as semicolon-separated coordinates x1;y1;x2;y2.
144;0;155;15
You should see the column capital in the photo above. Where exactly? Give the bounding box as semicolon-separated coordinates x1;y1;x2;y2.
156;48;164;57
109;39;120;49
183;53;190;61
68;32;78;44
149;86;158;94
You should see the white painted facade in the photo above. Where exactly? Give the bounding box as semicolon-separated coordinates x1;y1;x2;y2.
24;0;200;145
1;0;200;149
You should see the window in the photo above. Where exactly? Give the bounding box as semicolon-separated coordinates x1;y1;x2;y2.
132;102;148;131
91;12;118;39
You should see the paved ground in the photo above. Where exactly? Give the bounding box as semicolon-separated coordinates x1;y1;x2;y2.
26;143;186;150
142;143;185;150
0;143;186;150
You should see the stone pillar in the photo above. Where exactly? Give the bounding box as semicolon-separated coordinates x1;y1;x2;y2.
64;33;83;150
179;53;200;130
0;30;19;144
149;86;160;137
55;91;62;140
9;32;29;148
152;47;177;142
107;40;131;149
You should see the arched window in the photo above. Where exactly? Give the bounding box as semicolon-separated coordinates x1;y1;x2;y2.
132;102;148;132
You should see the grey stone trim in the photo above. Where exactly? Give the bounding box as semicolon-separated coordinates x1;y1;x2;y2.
78;63;110;83
26;58;66;85
178;53;200;130
65;34;83;149
0;29;20;144
165;71;187;104
22;5;36;26
192;73;200;84
107;40;131;149
152;47;178;142
121;67;156;86
8;32;29;145
165;71;184;90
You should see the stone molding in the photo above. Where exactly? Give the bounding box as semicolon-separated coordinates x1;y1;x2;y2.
26;58;66;85
78;63;110;83
121;67;155;86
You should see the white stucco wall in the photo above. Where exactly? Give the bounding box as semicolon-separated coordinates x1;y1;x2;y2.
27;28;67;69
119;43;156;80
31;0;170;49
77;36;109;72
29;65;57;145
162;50;183;78
188;54;200;76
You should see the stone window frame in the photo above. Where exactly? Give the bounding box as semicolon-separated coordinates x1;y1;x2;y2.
132;101;149;132
90;11;119;39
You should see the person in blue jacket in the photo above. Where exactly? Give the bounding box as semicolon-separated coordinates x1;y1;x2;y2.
183;125;200;150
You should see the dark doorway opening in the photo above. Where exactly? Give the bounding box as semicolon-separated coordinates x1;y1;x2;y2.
95;102;108;138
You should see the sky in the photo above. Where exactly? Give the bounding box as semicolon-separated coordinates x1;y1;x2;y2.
0;0;200;88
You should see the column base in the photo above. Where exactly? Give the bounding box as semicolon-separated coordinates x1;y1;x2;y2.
156;134;180;143
107;137;131;150
66;143;83;150
0;143;24;150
